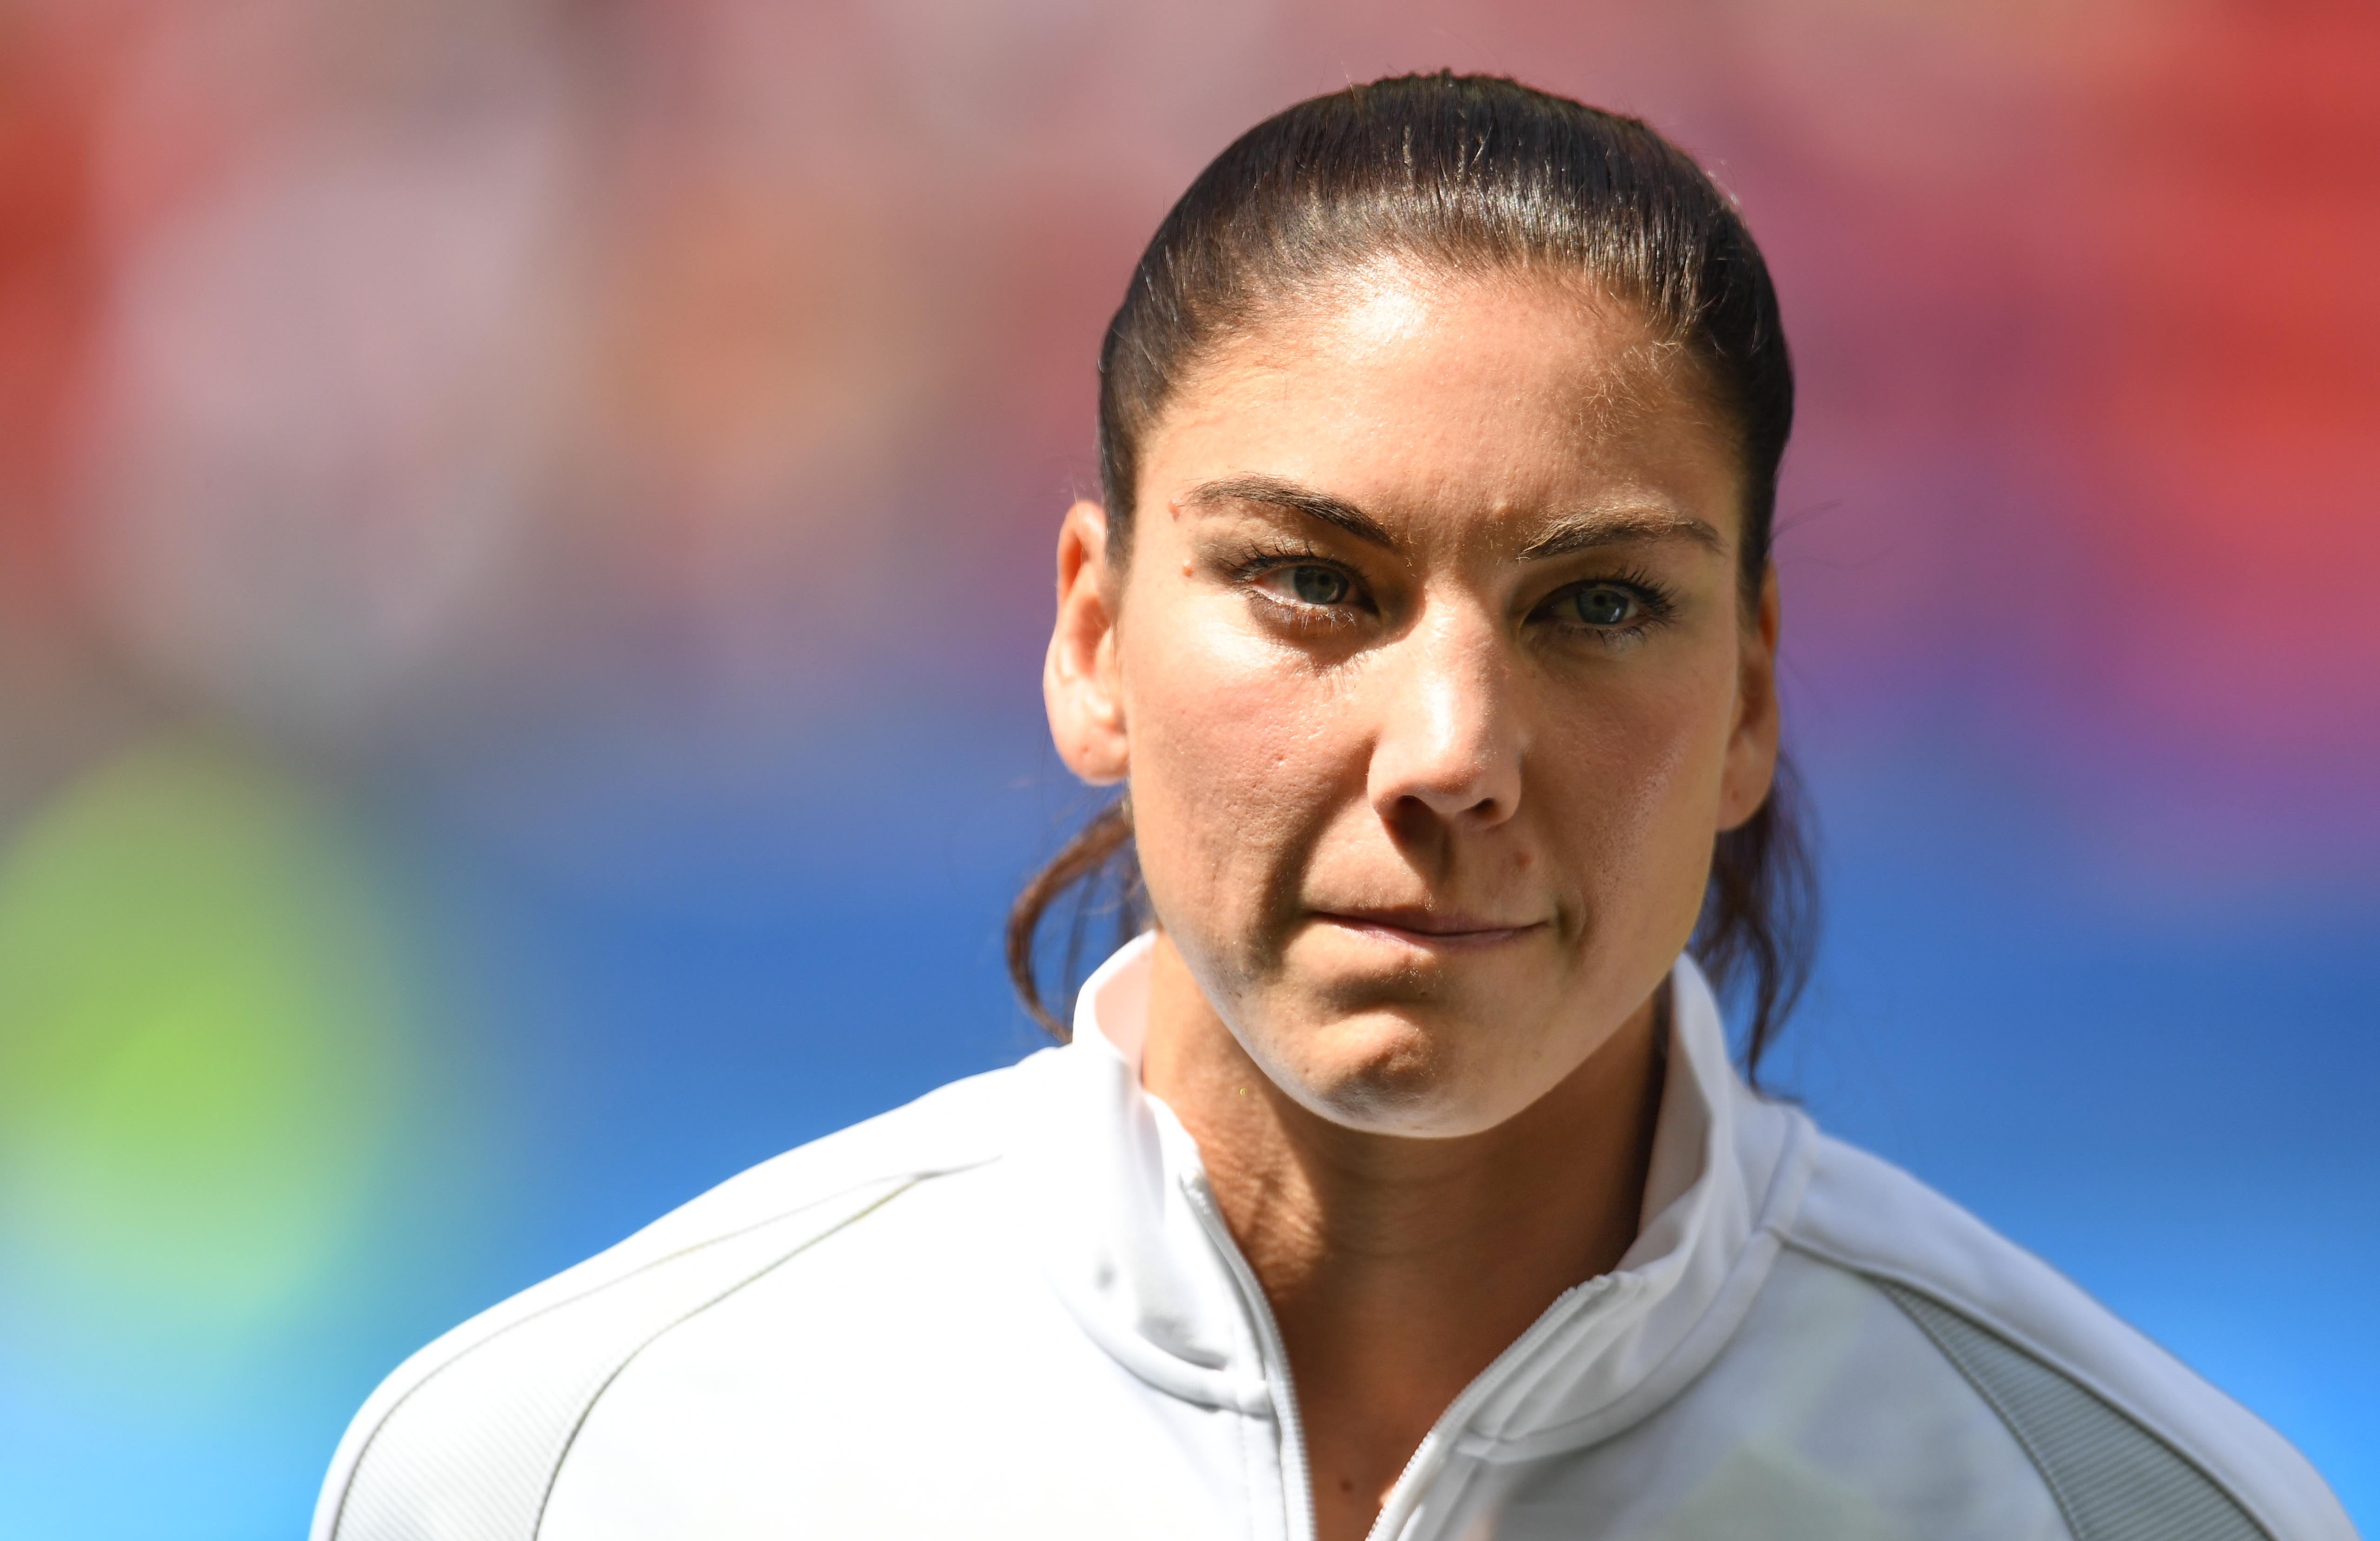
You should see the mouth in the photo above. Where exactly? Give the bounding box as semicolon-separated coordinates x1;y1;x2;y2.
1311;907;1548;951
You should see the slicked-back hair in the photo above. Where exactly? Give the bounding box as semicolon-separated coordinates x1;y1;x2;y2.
1008;72;1816;1081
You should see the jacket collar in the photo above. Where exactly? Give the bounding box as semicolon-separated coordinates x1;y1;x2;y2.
1021;932;1812;1447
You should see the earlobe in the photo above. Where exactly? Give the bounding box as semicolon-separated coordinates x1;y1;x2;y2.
1044;500;1131;786
1718;567;1782;832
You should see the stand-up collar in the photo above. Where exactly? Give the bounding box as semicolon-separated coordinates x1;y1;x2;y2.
1021;934;1813;1448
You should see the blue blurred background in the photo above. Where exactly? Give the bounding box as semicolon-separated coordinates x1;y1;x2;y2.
0;2;2373;1535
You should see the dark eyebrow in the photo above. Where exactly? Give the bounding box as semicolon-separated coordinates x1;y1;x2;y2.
1179;475;1400;552
1182;476;1724;562
1515;511;1726;561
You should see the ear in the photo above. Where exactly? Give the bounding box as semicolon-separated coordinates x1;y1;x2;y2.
1044;499;1130;785
1717;566;1781;833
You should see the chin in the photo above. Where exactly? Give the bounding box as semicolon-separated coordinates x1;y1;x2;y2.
1274;1005;1521;1139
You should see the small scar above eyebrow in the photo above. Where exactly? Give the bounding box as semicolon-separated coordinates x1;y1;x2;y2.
1179;475;1401;551
1515;512;1726;561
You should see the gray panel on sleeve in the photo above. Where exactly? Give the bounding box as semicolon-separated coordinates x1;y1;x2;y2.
1875;1279;2269;1541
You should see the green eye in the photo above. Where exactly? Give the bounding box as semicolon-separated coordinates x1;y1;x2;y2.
1290;566;1351;605
1568;585;1637;627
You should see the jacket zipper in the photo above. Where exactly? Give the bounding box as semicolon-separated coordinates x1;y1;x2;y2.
1361;1274;1615;1540
1186;1162;1615;1541
1181;1175;1320;1541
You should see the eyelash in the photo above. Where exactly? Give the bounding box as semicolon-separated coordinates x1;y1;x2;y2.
1231;545;1375;633
1539;567;1679;641
1228;541;1332;583
1231;547;1679;646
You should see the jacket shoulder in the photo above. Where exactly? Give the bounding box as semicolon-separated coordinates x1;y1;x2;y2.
1784;1131;2354;1541
311;1053;1053;1541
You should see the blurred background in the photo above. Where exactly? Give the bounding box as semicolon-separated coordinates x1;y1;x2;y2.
1;0;2373;1534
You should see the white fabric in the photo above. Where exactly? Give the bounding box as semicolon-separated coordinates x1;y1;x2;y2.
314;936;2356;1541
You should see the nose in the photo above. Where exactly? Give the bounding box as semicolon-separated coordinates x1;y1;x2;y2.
1366;607;1524;831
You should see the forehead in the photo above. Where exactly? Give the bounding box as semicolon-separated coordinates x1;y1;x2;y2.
1149;268;1740;548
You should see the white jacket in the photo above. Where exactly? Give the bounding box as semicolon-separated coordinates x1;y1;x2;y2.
315;935;2354;1541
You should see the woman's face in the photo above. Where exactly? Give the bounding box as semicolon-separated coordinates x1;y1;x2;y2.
1046;267;1778;1139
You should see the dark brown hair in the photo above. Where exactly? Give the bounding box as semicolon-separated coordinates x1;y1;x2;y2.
1007;73;1817;1079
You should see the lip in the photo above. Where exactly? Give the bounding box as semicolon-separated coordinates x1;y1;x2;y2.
1313;908;1547;949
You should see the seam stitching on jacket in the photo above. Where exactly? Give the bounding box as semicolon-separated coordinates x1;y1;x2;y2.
528;1177;925;1541
1874;1275;2093;1540
327;1158;992;1539
1456;1111;1816;1456
1776;1233;2286;1541
1866;1272;2274;1541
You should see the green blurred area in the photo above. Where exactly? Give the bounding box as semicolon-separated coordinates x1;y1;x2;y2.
0;742;416;1353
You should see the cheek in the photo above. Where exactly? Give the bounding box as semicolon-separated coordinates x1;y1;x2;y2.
1120;606;1356;945
1534;657;1736;934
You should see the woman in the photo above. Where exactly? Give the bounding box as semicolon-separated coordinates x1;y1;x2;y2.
314;75;2352;1541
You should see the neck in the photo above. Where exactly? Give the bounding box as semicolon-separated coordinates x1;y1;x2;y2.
1137;934;1667;1541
